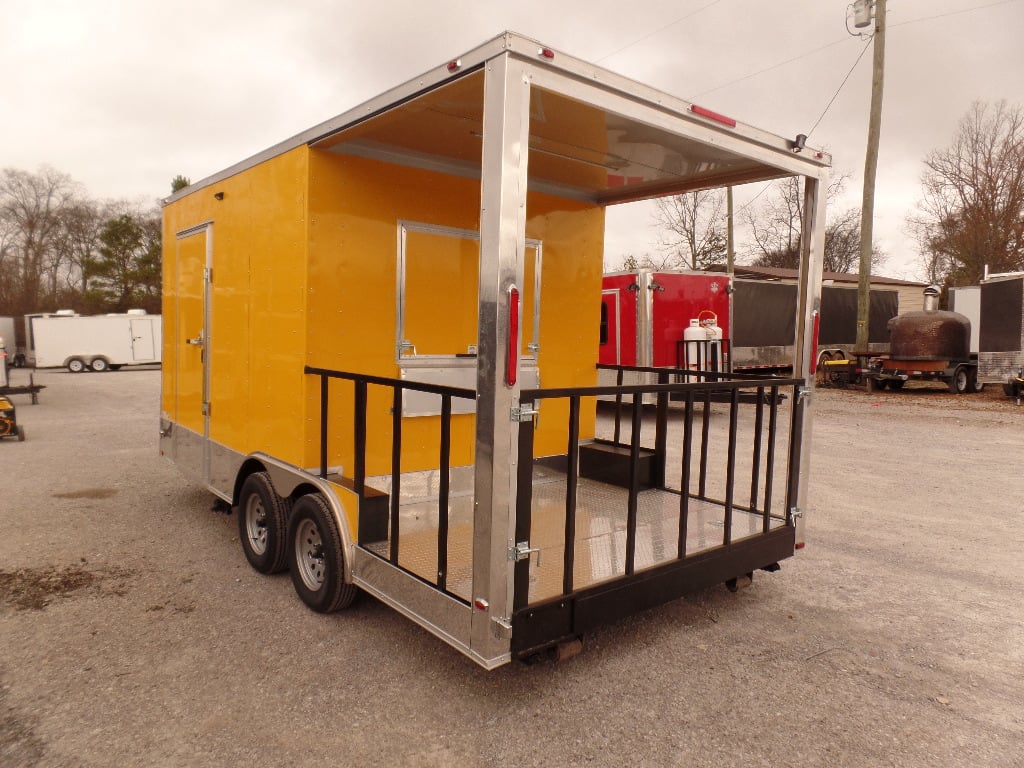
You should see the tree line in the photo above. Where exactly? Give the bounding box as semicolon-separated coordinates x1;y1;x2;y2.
0;168;188;317
624;100;1024;290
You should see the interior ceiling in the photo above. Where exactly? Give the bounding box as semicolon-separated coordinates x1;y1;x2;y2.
314;68;789;205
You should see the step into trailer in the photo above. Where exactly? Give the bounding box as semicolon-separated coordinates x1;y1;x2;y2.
160;31;829;669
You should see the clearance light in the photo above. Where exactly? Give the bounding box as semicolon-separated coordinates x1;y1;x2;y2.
447;59;462;72
538;47;555;59
689;104;737;128
506;286;520;386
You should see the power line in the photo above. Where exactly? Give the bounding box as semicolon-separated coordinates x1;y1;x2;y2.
687;36;853;100
688;0;1021;100
889;0;1022;28
595;0;724;63
807;37;873;139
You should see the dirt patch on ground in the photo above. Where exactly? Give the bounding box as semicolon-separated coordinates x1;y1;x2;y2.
51;487;119;500
0;564;131;611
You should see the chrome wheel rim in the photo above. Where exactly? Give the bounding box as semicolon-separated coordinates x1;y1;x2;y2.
295;518;325;590
244;495;268;555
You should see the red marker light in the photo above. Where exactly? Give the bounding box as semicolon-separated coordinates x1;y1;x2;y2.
506;286;520;387
689;104;737;128
538;47;555;59
447;59;462;72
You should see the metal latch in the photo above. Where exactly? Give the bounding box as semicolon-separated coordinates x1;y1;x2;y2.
186;331;205;346
788;506;803;522
527;342;540;354
509;540;541;566
491;615;512;640
796;386;812;403
511;404;539;423
397;339;417;357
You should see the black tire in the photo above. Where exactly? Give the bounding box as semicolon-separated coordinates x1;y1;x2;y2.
872;378;888;391
67;357;86;373
287;493;357;613
948;366;969;394
887;379;905;390
109;364;123;371
237;472;291;574
90;358;109;372
17;426;25;442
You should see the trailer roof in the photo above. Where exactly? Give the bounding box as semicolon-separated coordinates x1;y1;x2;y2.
168;32;830;207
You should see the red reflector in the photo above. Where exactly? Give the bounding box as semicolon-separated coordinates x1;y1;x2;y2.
690;104;737;128
795;542;806;550
473;599;489;611
538;47;555;59
506;286;520;386
447;59;462;72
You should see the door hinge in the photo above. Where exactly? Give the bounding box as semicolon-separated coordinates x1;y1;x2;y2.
203;267;213;283
202;402;211;417
511;404;539;423
509;540;541;565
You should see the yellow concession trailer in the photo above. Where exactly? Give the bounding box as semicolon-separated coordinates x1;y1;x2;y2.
161;32;830;668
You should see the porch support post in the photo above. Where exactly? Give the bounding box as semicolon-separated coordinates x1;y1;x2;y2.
470;50;531;664
791;172;828;546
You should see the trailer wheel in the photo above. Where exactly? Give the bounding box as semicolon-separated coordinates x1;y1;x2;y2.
238;471;291;574
67;357;86;373
872;378;888;391
888;379;905;390
949;366;970;394
90;358;109;372
288;493;357;613
17;426;25;442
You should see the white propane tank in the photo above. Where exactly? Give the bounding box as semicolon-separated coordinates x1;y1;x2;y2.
700;311;723;372
683;318;706;372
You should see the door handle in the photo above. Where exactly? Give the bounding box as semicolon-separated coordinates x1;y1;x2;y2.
186;333;205;347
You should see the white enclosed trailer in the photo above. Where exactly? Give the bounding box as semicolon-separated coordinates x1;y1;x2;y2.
27;311;162;372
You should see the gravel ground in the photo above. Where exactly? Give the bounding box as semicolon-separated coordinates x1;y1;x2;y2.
1;367;1022;767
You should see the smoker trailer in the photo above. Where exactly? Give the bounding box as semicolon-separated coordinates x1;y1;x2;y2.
161;32;830;668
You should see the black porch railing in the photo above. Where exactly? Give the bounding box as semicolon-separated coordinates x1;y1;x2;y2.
305;364;805;624
305;366;474;595
514;366;804;614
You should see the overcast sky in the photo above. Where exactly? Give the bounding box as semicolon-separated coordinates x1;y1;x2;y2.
3;0;1022;280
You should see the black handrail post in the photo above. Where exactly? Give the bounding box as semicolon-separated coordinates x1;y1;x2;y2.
654;370;669;488
389;386;403;564
698;389;711;499
563;395;580;595
319;374;329;478
750;388;765;509
785;382;805;524
613;368;624;445
723;387;740;546
354;380;367;495
677;390;695;559
625;393;642;575
763;384;780;530
437;395;452;591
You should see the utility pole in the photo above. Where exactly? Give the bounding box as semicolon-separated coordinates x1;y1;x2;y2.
855;0;886;355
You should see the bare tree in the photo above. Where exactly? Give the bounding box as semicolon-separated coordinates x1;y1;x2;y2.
743;174;884;273
908;100;1024;286
652;190;727;270
0;166;82;313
